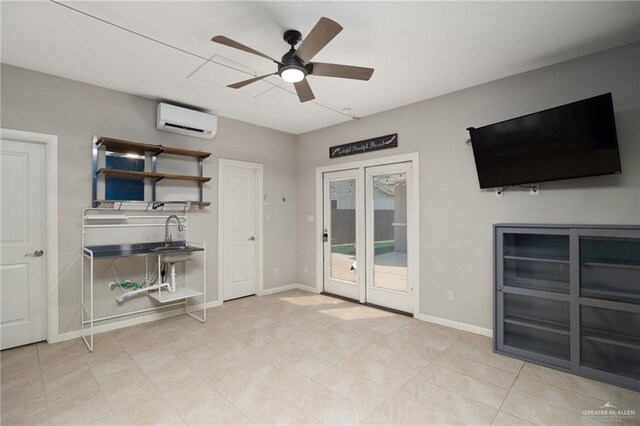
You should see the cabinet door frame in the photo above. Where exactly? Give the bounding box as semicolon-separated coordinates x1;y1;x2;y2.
495;226;572;370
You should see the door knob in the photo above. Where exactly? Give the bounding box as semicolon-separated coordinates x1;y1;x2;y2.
25;249;44;257
248;236;256;241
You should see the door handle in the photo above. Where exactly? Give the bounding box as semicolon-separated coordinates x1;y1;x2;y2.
25;249;44;257
248;236;256;241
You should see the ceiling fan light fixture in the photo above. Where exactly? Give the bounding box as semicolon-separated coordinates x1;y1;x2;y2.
280;67;305;83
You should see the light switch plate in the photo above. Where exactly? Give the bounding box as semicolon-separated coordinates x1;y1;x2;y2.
307;215;315;222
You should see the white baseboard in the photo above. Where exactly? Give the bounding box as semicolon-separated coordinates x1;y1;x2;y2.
259;283;320;295
414;313;493;338
52;300;222;343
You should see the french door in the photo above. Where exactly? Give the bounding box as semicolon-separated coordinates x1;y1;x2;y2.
323;169;363;300
365;163;413;312
322;162;414;313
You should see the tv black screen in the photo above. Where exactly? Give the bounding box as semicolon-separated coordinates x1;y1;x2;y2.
469;93;621;189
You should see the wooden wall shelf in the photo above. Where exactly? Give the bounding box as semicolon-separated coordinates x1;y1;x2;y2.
97;136;211;159
93;135;212;208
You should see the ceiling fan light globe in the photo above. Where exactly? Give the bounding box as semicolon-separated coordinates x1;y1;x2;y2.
281;68;305;83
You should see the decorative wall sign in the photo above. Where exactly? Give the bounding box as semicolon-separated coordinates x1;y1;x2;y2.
329;133;398;159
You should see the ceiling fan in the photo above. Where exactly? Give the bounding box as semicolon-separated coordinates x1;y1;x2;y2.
212;17;374;103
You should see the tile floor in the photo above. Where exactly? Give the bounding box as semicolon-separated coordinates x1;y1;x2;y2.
2;289;639;425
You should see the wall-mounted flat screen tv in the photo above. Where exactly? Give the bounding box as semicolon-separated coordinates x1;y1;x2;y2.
468;93;621;189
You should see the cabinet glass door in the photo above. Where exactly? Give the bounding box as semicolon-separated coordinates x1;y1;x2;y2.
502;233;570;294
580;234;640;304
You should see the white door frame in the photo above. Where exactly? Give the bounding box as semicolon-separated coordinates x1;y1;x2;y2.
217;158;264;302
0;128;59;343
322;168;364;301
315;152;420;316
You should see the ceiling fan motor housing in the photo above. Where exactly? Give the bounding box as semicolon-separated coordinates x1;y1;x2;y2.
278;45;309;81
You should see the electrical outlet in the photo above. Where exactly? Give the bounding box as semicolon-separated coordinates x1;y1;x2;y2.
447;290;454;302
303;266;308;274
274;267;279;275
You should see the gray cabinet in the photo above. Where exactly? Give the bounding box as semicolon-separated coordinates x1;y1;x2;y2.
494;224;640;391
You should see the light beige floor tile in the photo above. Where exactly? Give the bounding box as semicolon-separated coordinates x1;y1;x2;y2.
244;393;324;425
176;344;237;382
7;291;639;426
520;363;621;404
41;358;98;396
110;324;156;349
491;411;536;425
621;388;640;410
143;316;184;336
213;369;275;413
337;353;413;391
207;334;258;360
314;364;394;410
110;397;184;425
81;332;125;358
86;411;119;425
126;339;175;365
284;378;369;425
1;361;43;391
37;339;85;369
1;344;39;370
137;355;201;394
47;387;112;425
1;380;49;425
96;365;158;410
512;375;609;414
417;364;508;409
86;350;136;379
291;332;351;362
501;391;588;425
359;393;465;425
445;339;524;374
370;332;443;360
432;352;518;389
253;365;311;394
398;377;497;424
162;379;241;425
265;342;331;377
153;328;199;354
0;397;50;426
360;343;432;375
392;325;460;351
318;328;371;351
226;414;255;425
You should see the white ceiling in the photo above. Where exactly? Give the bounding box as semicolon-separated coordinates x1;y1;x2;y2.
2;1;639;135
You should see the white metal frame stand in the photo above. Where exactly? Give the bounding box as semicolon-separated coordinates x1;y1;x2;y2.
81;203;206;352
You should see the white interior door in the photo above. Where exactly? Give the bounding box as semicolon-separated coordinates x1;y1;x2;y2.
323;169;363;300
221;162;258;301
1;139;47;349
365;162;414;313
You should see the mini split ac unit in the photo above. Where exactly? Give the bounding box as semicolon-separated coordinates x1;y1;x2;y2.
156;103;217;139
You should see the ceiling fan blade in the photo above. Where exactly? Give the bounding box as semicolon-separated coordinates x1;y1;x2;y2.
311;62;374;80
212;35;280;63
295;17;343;63
227;73;276;89
293;79;315;103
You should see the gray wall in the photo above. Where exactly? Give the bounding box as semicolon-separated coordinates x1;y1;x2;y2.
296;42;640;330
1;64;298;334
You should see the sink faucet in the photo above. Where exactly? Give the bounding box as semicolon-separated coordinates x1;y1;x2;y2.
164;215;184;247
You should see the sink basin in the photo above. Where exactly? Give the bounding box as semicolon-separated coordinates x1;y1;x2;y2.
151;245;190;252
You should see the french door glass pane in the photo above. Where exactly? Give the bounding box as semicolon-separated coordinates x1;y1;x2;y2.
372;173;408;292
330;179;356;282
